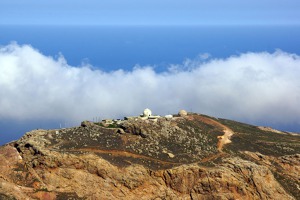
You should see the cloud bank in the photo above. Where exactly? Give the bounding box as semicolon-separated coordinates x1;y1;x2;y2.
1;43;300;131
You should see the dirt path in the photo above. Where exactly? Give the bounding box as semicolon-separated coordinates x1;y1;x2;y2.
187;115;234;152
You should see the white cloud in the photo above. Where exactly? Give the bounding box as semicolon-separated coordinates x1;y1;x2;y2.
1;43;300;130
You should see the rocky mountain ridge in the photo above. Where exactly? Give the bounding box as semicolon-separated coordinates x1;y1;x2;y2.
0;112;299;199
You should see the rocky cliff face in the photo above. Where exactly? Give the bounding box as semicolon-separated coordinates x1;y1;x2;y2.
0;113;299;199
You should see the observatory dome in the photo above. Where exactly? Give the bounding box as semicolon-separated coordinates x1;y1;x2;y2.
143;108;152;117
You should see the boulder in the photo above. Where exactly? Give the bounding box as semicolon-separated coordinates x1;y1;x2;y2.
81;121;94;127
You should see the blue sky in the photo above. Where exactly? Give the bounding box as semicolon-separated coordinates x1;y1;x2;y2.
1;0;300;25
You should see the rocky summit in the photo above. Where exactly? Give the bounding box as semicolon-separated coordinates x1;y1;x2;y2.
0;113;299;199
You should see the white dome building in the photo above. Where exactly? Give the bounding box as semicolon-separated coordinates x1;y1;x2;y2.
143;108;152;117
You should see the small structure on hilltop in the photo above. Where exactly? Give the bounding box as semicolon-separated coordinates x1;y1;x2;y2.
102;108;182;125
178;109;188;117
142;108;152;117
140;108;160;121
165;115;173;119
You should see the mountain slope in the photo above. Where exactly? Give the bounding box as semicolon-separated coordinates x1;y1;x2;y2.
0;113;299;199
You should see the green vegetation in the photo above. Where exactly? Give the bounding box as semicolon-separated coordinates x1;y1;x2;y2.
95;122;119;129
107;123;119;129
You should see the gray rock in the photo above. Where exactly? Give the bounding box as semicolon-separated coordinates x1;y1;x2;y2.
81;121;94;127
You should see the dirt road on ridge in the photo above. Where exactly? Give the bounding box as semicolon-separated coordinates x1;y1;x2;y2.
187;115;234;152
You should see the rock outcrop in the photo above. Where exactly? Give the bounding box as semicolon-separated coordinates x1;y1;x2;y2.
0;113;299;199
